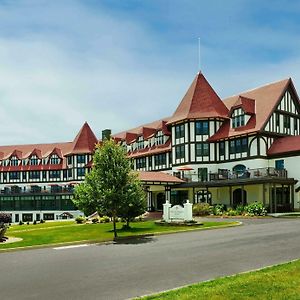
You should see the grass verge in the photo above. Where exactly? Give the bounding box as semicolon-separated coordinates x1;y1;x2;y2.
139;259;300;300
0;220;238;251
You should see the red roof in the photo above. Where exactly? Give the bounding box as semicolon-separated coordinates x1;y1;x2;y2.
268;136;300;156
229;96;256;116
68;122;98;155
138;171;184;183
167;72;229;124
209;78;292;141
0;122;98;171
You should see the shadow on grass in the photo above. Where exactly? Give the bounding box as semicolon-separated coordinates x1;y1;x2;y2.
113;236;156;245
107;227;152;234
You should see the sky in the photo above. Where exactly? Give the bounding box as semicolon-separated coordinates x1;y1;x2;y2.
1;0;300;144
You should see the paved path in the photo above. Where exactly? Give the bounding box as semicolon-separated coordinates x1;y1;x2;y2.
1;218;300;300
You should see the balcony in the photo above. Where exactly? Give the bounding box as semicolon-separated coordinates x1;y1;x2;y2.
0;184;75;195
175;167;288;183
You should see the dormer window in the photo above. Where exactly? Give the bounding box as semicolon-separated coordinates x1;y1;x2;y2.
49;155;60;164
29;155;39;165
10;156;19;166
175;124;185;139
155;131;164;145
232;109;245;128
136;136;144;150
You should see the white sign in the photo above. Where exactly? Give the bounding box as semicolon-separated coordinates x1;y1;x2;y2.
170;205;185;220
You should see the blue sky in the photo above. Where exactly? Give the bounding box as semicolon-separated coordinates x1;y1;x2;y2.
0;0;300;144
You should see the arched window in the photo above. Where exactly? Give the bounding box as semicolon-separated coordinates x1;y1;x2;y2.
233;164;246;177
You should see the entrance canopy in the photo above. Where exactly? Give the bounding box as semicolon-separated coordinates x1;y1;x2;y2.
138;171;184;186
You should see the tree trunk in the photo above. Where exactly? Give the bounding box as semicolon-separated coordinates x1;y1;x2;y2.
126;218;130;228
113;212;117;238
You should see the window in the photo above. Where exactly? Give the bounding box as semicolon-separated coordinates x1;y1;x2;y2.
49;155;60;164
42;171;47;179
175;145;185;159
10;157;19;166
49;170;60;178
195;121;209;135
175;124;185;139
68;169;72;178
219;141;225;156
196;143;209;157
136;136;144;150
276;113;280;127
43;213;54;220
155;131;164;145
9;172;20;180
275;159;284;170
67;156;72;165
77;155;85;164
229;137;248;154
29;171;40;179
77;168;85;176
198;168;208;182
283;115;290;129
294;118;298;132
232;110;245;128
136;157;146;169
154;154;166;166
29;156;39;165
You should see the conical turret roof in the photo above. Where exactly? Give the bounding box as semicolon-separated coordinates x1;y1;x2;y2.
69;122;98;154
167;72;229;124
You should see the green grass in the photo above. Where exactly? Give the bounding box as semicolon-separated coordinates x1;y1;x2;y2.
140;259;300;300
0;220;238;250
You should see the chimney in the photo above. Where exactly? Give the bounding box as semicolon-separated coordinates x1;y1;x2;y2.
102;129;111;141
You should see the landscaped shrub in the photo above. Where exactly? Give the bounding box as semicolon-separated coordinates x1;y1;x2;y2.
33;220;37;225
26;221;30;225
19;221;24;225
92;218;99;224
236;205;246;215
212;204;226;216
40;219;45;224
193;203;211;216
100;216;110;223
226;208;239;216
75;216;85;224
245;202;267;216
0;213;12;224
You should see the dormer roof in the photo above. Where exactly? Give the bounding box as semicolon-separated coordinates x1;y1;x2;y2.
229;96;256;116
167;72;229;124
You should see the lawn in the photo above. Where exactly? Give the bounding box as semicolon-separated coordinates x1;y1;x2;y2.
0;220;238;250
140;259;300;300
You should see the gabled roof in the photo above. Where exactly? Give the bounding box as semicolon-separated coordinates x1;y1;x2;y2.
68;122;98;155
209;78;292;141
167;72;229;124
128;139;171;158
268;136;300;156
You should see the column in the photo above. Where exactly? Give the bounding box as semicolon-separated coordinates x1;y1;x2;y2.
165;186;171;203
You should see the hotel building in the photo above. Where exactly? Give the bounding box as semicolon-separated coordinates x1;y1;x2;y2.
1;72;300;221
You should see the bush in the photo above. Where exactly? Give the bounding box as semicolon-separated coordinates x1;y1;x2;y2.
212;204;226;216
91;218;99;224
226;208;239;216
75;216;85;224
100;216;110;223
193;203;211;216
40;219;45;224
0;213;12;224
26;221;30;225
245;202;267;216
19;221;24;225
236;205;246;215
33;220;37;225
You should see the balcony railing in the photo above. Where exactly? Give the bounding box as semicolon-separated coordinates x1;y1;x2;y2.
176;167;288;183
0;185;75;195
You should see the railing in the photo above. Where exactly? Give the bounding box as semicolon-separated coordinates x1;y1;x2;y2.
0;186;74;195
175;167;288;183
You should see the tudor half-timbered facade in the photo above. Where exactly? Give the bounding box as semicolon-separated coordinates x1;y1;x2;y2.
113;73;300;213
2;72;300;221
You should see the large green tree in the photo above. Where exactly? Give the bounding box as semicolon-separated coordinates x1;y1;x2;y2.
73;139;146;238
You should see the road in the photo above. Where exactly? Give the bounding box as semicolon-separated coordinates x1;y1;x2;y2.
1;218;300;300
